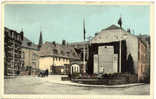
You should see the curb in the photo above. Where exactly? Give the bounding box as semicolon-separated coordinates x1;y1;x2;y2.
45;80;145;88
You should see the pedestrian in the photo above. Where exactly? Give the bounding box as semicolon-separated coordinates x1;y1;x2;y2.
68;74;71;80
46;69;49;76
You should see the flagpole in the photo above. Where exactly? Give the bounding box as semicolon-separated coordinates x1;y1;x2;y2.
118;16;122;73
83;18;86;73
83;40;86;73
119;31;121;73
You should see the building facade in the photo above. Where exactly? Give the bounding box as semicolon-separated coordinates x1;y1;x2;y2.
70;41;89;73
39;41;80;74
138;39;148;81
88;25;148;81
4;27;23;76
137;35;150;82
21;37;40;75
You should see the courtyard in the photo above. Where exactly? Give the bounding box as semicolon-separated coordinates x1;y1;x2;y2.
4;75;150;95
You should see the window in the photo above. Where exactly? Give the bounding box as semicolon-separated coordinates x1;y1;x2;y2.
18;35;21;41
8;31;11;37
73;52;76;56
27;42;32;46
53;49;58;54
22;52;25;59
67;52;70;56
32;62;36;68
32;53;36;60
17;35;19;40
61;50;64;55
12;32;14;38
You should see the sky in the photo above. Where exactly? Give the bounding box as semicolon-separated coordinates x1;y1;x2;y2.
4;4;150;44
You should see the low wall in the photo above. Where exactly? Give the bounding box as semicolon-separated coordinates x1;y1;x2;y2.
72;74;138;85
72;78;127;85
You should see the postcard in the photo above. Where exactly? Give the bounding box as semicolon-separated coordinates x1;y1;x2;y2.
0;1;154;99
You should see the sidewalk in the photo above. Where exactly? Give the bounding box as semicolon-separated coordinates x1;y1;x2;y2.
39;75;145;88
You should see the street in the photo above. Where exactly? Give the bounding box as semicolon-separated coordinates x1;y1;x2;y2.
4;75;150;95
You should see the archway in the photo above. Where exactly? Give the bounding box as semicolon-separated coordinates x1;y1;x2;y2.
126;54;134;74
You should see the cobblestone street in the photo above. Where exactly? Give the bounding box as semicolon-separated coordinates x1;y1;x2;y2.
4;75;150;95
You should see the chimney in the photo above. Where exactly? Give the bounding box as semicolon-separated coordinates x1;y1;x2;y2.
127;28;131;33
52;41;56;46
62;40;66;45
27;42;32;46
95;32;99;36
20;28;24;40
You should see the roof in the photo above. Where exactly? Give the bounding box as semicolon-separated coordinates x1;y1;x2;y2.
5;27;16;32
4;27;22;36
70;41;89;45
102;24;121;31
22;37;39;50
39;41;80;60
91;24;138;44
70;41;89;49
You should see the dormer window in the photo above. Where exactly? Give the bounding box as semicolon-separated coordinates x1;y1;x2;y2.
73;52;76;56
27;42;32;46
53;49;58;54
52;41;56;46
61;50;64;55
11;32;14;38
67;52;70;56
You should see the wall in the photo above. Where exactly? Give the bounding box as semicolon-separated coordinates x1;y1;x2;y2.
39;56;70;73
138;40;147;81
91;29;139;74
93;54;98;74
22;48;39;70
39;57;53;72
4;28;23;76
126;35;138;74
98;46;114;73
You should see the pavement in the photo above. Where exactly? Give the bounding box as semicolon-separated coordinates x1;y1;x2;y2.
39;75;145;88
4;75;150;95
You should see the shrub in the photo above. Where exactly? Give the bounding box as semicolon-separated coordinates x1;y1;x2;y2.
71;73;81;79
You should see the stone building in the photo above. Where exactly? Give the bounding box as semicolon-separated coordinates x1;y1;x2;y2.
39;41;80;75
88;24;148;81
70;41;89;73
21;36;40;75
137;35;150;81
70;41;89;60
138;39;147;81
4;27;23;76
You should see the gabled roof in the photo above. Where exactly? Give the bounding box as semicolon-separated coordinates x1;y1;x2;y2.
102;24;121;31
91;24;138;44
22;37;39;50
39;41;80;60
